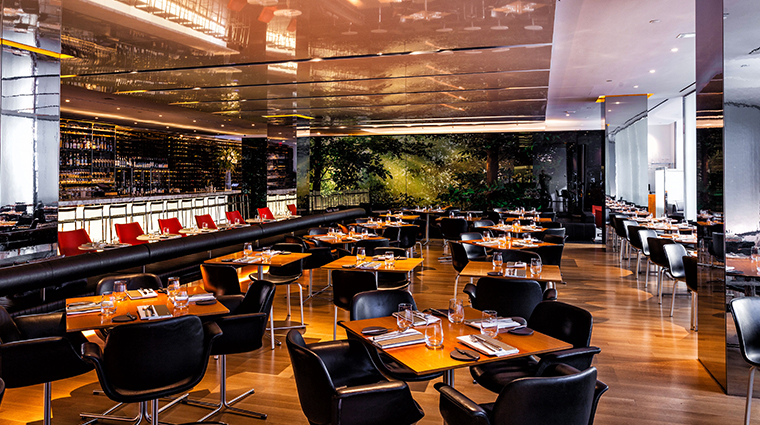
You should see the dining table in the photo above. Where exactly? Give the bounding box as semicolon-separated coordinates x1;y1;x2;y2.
463;238;558;250
204;249;312;280
378;213;420;221
179;227;218;236
304;233;386;250
458;261;563;286
136;233;183;242
78;241;131;251
339;307;572;386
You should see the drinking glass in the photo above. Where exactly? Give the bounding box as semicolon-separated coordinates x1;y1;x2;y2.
397;303;413;332
356;247;366;265
530;258;543;275
174;286;189;309
202;222;208;230
113;280;127;302
424;319;444;349
385;251;395;268
483;232;490;242
243;242;254;258
492;251;503;269
234;218;240;225
101;293;116;316
448;298;465;324
167;276;180;301
362;228;369;239
481;310;498;338
262;248;272;264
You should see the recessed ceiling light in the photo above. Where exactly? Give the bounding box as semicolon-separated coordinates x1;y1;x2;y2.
608;110;612;112
676;32;695;39
671;48;678;52
193;120;196;122
492;47;511;53
465;50;482;54
159;114;163;117
615;102;621;105
436;25;453;32
134;122;137;124
116;107;120;110
649;19;661;24
566;114;570;117
193;87;201;90
221;124;225;127
94;117;98;119
649;69;656;73
166;126;170;129
524;19;542;31
634;85;639;88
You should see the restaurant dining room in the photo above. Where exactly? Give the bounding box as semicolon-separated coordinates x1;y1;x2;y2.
1;0;760;424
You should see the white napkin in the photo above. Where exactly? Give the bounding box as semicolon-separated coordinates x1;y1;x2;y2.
456;335;519;357
189;293;216;302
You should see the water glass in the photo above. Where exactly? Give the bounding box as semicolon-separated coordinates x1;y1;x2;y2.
202;222;208;230
167;276;180;301
397;303;413;332
243;242;254;258
262;248;272;264
448;298;465;324
424;320;444;349
362;228;369;239
530;258;543;275
492;251;503;269
356;247;366;265
113;280;127;302
481;310;499;338
163;227;170;235
101;293;116;316
483;232;490;242
384;252;395;268
174;286;189;309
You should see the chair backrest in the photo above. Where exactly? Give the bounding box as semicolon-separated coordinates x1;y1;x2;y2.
94;316;216;403
527;245;564;266
539;211;556;221
200;264;242;296
308;227;329;235
212;280;277;356
225;210;244;224
440;218;468;240
269;243;305;277
491;364;598;425
621;220;637;240
449;241;469;273
529;301;593;349
471;278;544;320
194;214;217;230
382;226;401;242
542;221;563;229
397;225;419;249
114;222;146;245
58;228;92;256
287;204;298;215
96;273;163;295
354;238;390;256
458;232;488;260
496;249;540;263
157;217;183;235
647;237;675;268
331;270;377;311
626;225;645;250
258;207;274;219
613;215;629;238
236;279;277;315
730;297;760;367
460;232;481;241
683;255;698;293
542;234;565;245
284;235;310;251
473;220;494;228
374;247;407;258
638;229;657;256
712;232;725;260
351;290;417;321
663;244;688;279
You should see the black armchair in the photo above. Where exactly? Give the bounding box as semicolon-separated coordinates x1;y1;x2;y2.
470;300;601;395
463;278;545;320
374;247;412;290
96;272;164;294
729;297;760;425
80;316;222;425
332;270;377;339
201;264;243;296
0;306;93;425
526;244;564;267
286;330;424;425
436;364;606;425
460;232;490;261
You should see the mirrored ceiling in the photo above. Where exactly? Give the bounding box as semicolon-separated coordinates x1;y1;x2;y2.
61;0;556;134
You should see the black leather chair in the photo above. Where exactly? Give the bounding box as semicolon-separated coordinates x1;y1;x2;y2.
441;218;469;257
729;297;760;425
542;221;563;229
542;227;566;237
450;241;470;296
81;315;222;425
332;270;377;339
201;264;243;296
253;243;305;341
308;227;330;247
638;229;658;286
396;225;421;257
350;290;444;382
626;225;646;276
470;301;601;395
0;377;4;406
96;272;164;294
187;280;276;421
682;255;699;331
436;364;607;425
285;235;335;299
286;330;425;425
382;226;401;247
463;277;544;320
0;307;93;425
374;247;412;290
647;237;676;304
460;232;489;261
711;232;725;264
663;244;688;319
542;234;565;245
354;238;390;256
526;244;564;267
492;248;540;264
473;220;495;235
619;219;637;266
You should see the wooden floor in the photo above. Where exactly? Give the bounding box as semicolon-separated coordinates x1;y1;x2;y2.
0;242;749;424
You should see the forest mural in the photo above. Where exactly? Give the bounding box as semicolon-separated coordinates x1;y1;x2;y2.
306;131;604;213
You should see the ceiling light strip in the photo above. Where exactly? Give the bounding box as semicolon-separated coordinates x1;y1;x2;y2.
2;39;74;59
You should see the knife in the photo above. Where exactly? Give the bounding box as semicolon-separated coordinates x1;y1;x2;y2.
144;306;153;317
471;334;502;352
150;305;158;317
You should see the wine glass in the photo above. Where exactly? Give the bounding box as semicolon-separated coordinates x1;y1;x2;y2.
356;247;366;265
202;222;208;230
262;248;272;264
100;293;116;316
243;242;254;258
481;310;498;338
397;303;413;332
174;286;189;309
162;227;170;235
492;251;503;269
384;251;395;268
448;298;465;324
483;231;490;242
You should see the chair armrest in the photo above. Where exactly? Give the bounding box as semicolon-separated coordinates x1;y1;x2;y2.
334;381;423;425
535;346;601;376
211;312;267;355
203;321;223;349
434;382;491;425
81;341;103;363
14;311;66;339
463;283;477;303
0;337;92;387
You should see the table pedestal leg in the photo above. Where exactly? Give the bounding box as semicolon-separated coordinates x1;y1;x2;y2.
443;369;455;386
423;213;431;245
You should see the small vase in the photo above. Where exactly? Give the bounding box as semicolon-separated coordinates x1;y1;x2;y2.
224;170;232;191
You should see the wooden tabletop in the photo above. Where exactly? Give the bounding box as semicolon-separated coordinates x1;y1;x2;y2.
459;261;563;283
322;255;423;273
484;225;545;233
503;217;553;223
205;250;311;268
339;310;571;376
462;238;557;250
436;216;485;222
353;222;416;230
65;289;229;332
136;233;182;242
727;257;760;278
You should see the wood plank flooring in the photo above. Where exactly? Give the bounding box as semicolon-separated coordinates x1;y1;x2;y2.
0;242;749;424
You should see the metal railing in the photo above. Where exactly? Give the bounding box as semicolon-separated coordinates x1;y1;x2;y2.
308;190;369;212
266;193;297;216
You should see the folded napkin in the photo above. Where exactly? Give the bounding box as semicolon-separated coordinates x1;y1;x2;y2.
189;293;216;303
457;334;519;357
370;329;425;349
465;317;521;331
505;261;526;268
357;261;382;270
392;311;440;327
127;288;158;300
66;301;101;315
